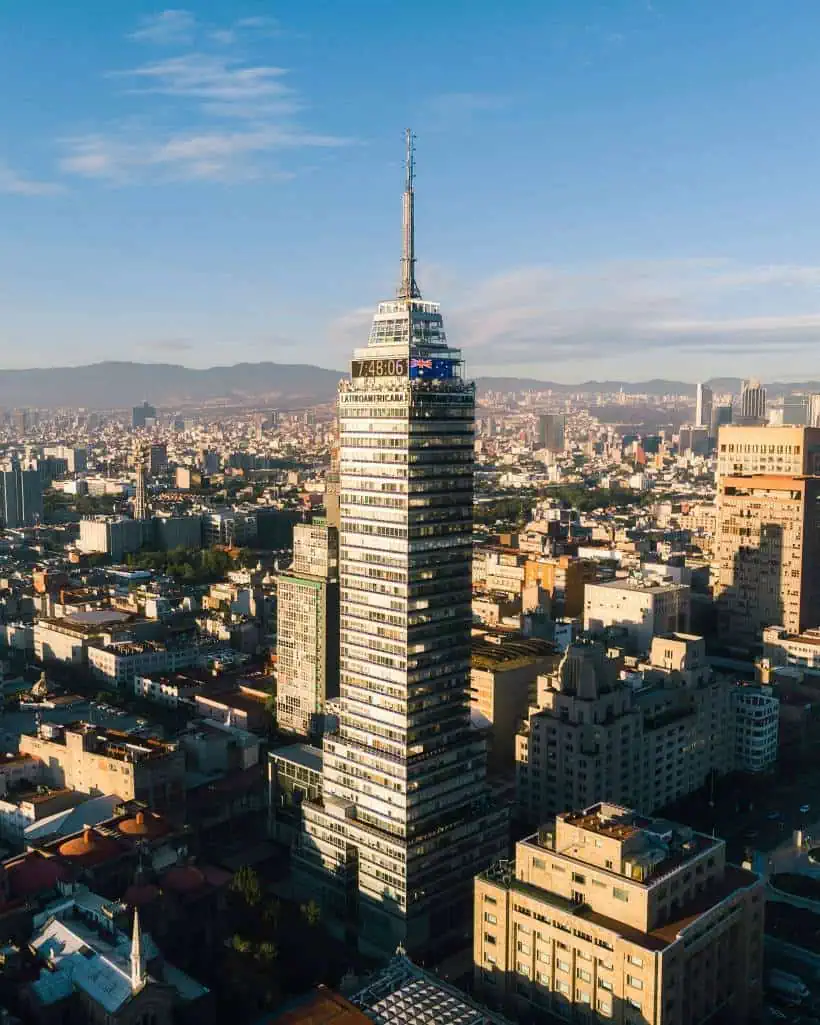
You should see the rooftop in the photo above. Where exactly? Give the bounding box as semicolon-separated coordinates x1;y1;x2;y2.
270;742;323;775
471;637;558;672
588;577;688;594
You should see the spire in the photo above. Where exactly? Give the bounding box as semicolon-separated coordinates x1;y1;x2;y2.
130;908;146;993
398;128;421;300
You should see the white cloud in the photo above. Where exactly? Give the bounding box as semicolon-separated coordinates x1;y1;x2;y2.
130;10;196;46
60;16;350;185
0;161;63;196
327;258;820;376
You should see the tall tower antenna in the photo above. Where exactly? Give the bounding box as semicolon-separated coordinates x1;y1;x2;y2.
398;128;421;300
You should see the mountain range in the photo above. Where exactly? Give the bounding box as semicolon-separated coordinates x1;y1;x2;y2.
0;361;818;409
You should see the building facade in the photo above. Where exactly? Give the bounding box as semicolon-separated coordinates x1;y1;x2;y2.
583;579;691;653
515;638;739;825
738;378;767;425
716;424;820;479
715;475;820;646
474;803;764;1025
296;133;508;958
695;382;713;429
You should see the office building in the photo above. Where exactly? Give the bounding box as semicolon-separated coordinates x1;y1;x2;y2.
201;507;257;546
783;394;811;426
276;522;340;736
523;555;597;618
149;442;168;475
297;132;508;957
0;465;43;527
43;445;88;473
132;401;156;429
716;424;820;479
79;516;145;561
677;425;709;457
708;402;732;442
515;637;738;825
762;624;820;676
695;382;713;428
474;803;764;1025
737;378;766;425
583;578;691;653
537;413;565;453
715;475;820;645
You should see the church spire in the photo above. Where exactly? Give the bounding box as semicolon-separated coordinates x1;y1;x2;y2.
398;128;421;300
130;908;146;993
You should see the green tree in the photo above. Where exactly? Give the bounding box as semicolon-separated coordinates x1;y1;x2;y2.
231;934;252;955
300;899;321;927
231;865;262;908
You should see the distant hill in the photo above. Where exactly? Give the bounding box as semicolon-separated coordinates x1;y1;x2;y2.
1;361;818;409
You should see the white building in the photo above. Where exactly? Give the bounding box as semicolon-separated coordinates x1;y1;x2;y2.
78;517;145;561
732;685;779;773
583;577;691;652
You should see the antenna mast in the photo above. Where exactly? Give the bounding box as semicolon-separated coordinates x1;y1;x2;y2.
398;129;421;300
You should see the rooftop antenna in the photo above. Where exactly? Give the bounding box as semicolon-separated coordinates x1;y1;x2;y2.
398;128;421;301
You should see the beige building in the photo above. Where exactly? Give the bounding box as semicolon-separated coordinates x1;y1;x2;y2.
583;579;691;653
525;555;598;618
516;638;734;824
474;803;764;1024
715;475;820;646
471;636;561;774
716;424;820;480
762;624;820;675
19;723;184;812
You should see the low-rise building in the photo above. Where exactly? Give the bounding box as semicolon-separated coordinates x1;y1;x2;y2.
474;803;764;1024
19;724;185;812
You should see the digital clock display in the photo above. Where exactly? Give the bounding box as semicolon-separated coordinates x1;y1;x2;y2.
351;358;408;378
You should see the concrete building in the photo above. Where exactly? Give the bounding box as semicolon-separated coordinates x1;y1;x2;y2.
762;624;820;675
537;413;565;453
471;636;561;774
79;517;145;561
474;803;764;1025
19;723;184;810
524;555;598;618
738;377;767;426
731;684;779;773
583;578;691;653
88;638;216;688
0;466;43;527
515;637;737;825
297;135;508;958
153;512;201;551
268;743;323;846
201;507;257;546
715;475;820;646
291;519;338;577
275;569;340;736
716;424;820;479
695;382;713;428
132;401;156;429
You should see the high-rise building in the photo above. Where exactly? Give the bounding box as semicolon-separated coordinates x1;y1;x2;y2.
737;378;766;425
783;394;810;425
515;637;743;825
708;401;733;442
716;424;820;480
133;441;149;522
715;475;820;645
276;521;340;736
131;402;156;430
695;381;713;428
536;413;565;453
149;442;168;476
296;132;508;957
474;803;764;1025
0;466;43;528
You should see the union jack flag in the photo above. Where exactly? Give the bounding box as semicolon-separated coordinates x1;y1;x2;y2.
411;358;433;370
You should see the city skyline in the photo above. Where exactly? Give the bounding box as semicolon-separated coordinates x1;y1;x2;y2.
2;1;820;381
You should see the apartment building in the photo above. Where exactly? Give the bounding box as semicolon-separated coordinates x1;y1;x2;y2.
731;685;779;773
515;638;736;825
524;555;598;618
762;624;820;675
474;803;764;1024
583;579;691;654
716;424;820;480
19;723;184;811
715;475;820;646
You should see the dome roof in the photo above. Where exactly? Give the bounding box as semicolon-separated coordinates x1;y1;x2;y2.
118;810;169;840
58;827;121;864
161;864;206;894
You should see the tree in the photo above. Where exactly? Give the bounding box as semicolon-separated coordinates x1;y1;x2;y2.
231;934;252;955
231;865;262;908
300;899;321;927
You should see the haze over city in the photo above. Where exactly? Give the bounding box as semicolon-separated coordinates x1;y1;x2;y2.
4;0;820;380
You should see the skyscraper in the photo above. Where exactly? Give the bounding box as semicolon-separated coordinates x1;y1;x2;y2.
536;413;565;453
276;521;340;736
0;466;43;528
738;378;766;425
297;132;508;957
132;401;156;430
695;381;713;428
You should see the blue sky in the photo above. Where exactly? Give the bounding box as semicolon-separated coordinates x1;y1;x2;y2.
3;1;820;382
